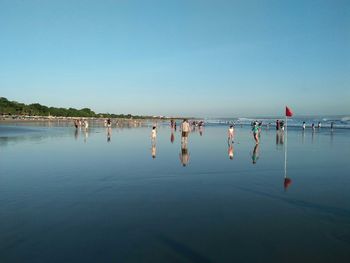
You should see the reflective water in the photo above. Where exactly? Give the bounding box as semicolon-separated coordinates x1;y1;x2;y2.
1;123;350;263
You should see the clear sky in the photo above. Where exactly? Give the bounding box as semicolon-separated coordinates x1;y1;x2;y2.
0;0;349;117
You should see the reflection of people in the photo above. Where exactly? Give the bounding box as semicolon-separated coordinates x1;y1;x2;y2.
228;125;234;143
302;129;305;144
151;142;156;159
74;128;79;140
228;142;234;160
276;131;284;145
251;144;260;164
84;129;88;143
179;141;190;166
107;127;112;142
170;129;175;143
199;125;203;136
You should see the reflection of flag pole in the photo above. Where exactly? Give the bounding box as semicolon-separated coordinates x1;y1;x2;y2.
284;106;293;190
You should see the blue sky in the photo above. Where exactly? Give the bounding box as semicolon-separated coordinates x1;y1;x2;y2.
0;0;349;117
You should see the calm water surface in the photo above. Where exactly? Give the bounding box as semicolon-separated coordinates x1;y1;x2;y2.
1;123;350;263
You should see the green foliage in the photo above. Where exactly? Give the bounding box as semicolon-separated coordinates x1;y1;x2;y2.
0;97;97;117
0;97;150;119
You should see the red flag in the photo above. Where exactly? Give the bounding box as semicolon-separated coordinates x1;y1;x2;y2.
285;106;293;117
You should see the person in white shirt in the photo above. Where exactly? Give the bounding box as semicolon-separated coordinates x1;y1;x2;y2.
181;119;190;137
228;125;234;143
151;126;157;140
83;120;89;129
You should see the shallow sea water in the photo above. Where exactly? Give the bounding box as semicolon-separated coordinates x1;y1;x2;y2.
0;123;350;263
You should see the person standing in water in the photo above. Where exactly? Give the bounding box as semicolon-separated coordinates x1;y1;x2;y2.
258;122;262;137
151;126;157;141
74;119;79;129
302;122;306;130
107;118;112;128
181;119;191;143
228;125;234;143
276;120;280;131
83;119;89;130
317;122;321;128
280;120;285;131
252;121;260;144
331;122;334;131
312;123;315;131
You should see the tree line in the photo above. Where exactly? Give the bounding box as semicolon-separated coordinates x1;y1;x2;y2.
0;97;148;119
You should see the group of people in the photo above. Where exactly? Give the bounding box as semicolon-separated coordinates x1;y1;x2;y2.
74;119;89;129
276;120;285;131
150;119;192;166
104;118;112;128
303;121;334;131
150;119;264;164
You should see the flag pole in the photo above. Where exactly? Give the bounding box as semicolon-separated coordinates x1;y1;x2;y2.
284;106;293;191
284;112;287;179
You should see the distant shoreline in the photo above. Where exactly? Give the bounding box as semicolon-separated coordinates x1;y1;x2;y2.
0;116;193;123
